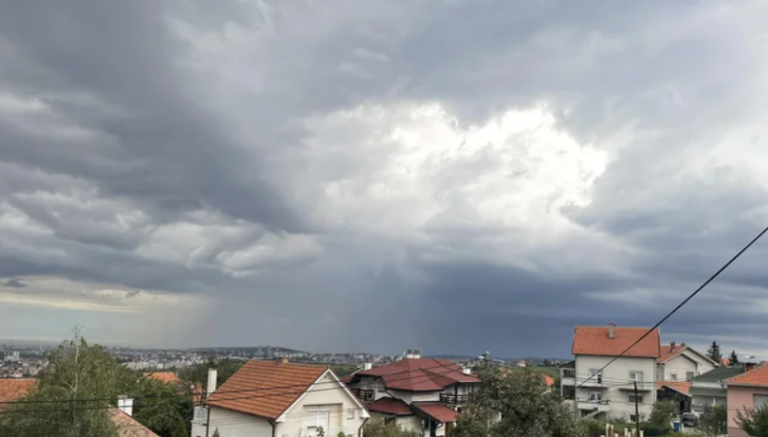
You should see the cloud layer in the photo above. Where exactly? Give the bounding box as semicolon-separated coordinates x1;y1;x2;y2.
1;0;767;357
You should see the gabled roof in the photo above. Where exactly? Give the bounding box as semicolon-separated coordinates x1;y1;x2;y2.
0;379;37;409
110;408;160;437
657;381;692;396
657;343;718;366
572;326;660;358
692;366;745;383
366;397;413;416
354;358;479;392
725;365;768;388
207;360;327;419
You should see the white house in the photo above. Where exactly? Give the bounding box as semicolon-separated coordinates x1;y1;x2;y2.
656;342;717;382
191;358;370;437
344;351;480;437
561;323;660;421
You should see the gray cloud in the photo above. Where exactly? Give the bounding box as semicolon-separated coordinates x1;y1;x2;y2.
3;278;27;289
1;0;768;357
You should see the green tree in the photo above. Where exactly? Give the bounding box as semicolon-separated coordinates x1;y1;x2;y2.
707;342;722;363
730;350;740;365
467;367;583;437
699;404;727;436
453;404;494;437
132;376;194;437
178;358;245;395
648;400;678;433
363;421;419;437
736;404;768;437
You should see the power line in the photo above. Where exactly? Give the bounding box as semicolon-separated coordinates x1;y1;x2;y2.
577;224;768;389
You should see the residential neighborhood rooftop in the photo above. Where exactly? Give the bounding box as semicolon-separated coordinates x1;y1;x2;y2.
572;325;661;358
366;397;414;416
691;366;745;383
657;381;691;395
354;358;480;391
725;364;768;387
206;359;328;419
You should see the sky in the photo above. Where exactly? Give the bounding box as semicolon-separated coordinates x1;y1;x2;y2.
1;0;768;359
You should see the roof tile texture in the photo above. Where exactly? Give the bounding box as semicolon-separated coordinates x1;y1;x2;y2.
726;365;768;387
206;360;327;419
572;326;661;358
357;358;479;391
366;397;413;416
657;381;692;394
411;403;459;423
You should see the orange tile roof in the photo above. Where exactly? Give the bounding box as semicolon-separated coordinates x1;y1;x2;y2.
657;343;688;363
0;379;37;409
657;381;691;395
206;360;327;419
543;375;555;387
146;372;180;384
411;403;459;423
572;326;661;358
110;408;160;437
725;364;768;387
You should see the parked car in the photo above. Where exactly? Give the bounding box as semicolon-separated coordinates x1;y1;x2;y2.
682;412;697;428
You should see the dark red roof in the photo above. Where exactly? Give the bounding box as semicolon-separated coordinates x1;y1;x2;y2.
411;402;459;423
0;379;37;409
367;397;413;416
572;326;661;358
357;358;479;392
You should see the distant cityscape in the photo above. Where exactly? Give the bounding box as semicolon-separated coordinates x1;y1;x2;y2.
0;341;566;378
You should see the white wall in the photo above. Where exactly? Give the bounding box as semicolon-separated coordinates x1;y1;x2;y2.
659;350;716;381
276;372;368;437
204;406;275;437
575;355;657;421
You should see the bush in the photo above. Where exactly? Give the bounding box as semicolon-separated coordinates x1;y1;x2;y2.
577;419;605;437
648;401;678;434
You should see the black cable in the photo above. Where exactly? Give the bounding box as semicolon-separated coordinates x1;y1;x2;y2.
577;224;768;388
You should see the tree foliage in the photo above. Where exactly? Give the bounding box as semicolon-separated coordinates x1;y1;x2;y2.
363;421;419;437
459;367;583;437
730;350;740;365
648;400;678;433
699;404;727;436
707;342;722;363
178;358;244;394
736;404;768;437
0;333;195;437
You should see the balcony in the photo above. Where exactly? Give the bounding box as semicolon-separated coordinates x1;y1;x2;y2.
351;388;374;402
575;398;611;413
440;393;473;405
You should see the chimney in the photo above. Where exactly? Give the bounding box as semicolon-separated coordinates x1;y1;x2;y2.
363;363;373;371
117;395;134;417
608;322;615;339
206;368;218;396
278;357;289;364
670;342;676;352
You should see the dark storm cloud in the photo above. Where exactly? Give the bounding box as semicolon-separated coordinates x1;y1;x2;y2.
2;278;27;289
1;0;768;355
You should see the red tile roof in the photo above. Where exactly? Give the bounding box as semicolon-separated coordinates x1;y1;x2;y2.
572;326;661;358
543;375;555;387
366;397;414;416
356;358;479;392
206;360;328;419
657;343;688;363
146;372;180;384
725;364;768;387
0;379;37;409
411;402;459;423
110;408;160;437
657;381;691;395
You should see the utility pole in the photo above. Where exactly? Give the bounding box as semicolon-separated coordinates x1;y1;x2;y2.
633;381;640;437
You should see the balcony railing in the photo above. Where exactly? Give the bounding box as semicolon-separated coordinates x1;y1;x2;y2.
440;393;473;405
351;388;374;402
562;369;575;378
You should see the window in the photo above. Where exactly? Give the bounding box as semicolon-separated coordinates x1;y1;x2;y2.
629;371;644;383
755;395;768;409
589;369;603;384
562;385;575;400
686;371;695;381
347;408;355;420
589;391;602;401
305;407;330;431
670;372;678;381
629;394;644;404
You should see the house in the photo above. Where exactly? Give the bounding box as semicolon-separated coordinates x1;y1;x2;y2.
656;342;718;382
191;358;370;437
723;363;765;437
344;352;480;437
561;323;660;421
0;379;159;437
689;366;745;414
656;381;692;414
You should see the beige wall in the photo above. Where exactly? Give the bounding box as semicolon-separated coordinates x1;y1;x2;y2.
276;372;368;437
659;350;715;382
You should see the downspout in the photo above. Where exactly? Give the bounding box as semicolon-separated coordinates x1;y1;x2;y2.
269;419;277;437
358;417;369;437
205;406;211;437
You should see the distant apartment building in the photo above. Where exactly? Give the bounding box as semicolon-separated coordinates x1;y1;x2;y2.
344;350;480;437
656;342;717;382
3;351;19;363
561;323;660;421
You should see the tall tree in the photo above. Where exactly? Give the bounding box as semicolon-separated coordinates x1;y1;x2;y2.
707;341;723;362
730;350;741;365
699;405;727;436
456;368;582;437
